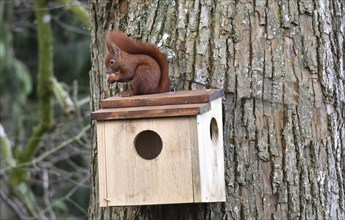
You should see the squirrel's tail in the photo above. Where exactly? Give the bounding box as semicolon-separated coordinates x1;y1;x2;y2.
106;30;170;93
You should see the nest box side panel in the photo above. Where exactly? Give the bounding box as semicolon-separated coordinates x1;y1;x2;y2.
96;122;109;207
195;98;226;202
100;117;198;206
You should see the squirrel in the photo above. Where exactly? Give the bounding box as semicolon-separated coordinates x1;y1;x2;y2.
105;30;170;96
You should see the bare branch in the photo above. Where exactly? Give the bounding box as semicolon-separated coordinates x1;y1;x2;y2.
0;125;91;179
0;189;28;219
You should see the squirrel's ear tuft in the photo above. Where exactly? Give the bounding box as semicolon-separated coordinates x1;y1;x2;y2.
114;46;121;58
106;42;113;54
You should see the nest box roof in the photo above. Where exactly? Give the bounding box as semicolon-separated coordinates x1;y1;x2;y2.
91;89;224;120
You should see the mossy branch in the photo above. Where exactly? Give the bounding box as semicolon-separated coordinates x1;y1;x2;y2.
10;0;54;185
1;125;90;173
52;77;76;115
0;124;16;168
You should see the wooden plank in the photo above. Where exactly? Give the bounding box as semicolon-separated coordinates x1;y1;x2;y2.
100;89;224;108
96;122;108;207
102;117;197;206
195;98;226;202
91;103;211;120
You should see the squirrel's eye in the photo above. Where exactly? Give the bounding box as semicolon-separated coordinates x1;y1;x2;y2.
110;59;115;65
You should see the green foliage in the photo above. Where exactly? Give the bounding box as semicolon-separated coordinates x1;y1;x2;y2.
53;200;69;214
0;4;32;115
54;37;90;86
0;1;91;219
57;0;91;27
50;0;91;86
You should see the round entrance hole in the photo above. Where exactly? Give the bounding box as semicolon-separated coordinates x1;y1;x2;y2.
134;130;163;160
210;117;219;145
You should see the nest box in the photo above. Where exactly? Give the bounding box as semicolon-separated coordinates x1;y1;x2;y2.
91;89;226;207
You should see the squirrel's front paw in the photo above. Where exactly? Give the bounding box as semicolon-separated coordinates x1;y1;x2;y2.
116;91;133;97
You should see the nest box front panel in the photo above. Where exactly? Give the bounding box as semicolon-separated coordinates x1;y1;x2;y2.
97;117;198;207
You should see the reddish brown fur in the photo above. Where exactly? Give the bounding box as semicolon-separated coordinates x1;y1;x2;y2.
105;30;170;96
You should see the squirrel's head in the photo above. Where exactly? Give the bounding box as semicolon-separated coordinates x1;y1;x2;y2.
105;42;121;70
105;43;132;83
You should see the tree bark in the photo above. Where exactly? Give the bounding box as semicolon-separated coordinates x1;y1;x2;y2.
88;0;345;219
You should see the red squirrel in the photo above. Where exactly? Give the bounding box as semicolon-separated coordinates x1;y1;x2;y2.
105;30;170;96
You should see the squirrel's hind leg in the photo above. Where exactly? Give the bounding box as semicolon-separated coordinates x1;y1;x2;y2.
130;65;160;95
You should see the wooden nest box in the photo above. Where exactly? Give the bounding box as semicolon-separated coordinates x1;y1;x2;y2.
91;89;226;207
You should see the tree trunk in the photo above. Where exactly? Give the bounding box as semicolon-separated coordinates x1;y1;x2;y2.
88;0;344;219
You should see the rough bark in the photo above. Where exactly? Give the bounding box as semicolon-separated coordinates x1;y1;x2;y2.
88;0;345;219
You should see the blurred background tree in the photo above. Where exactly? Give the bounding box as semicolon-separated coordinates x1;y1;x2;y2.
0;0;91;219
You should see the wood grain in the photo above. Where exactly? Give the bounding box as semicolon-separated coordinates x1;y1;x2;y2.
194;98;225;202
97;117;197;206
91;103;211;120
100;89;224;108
